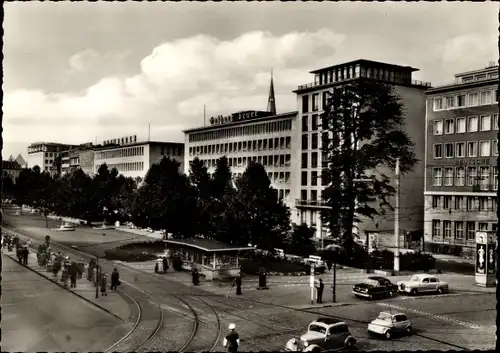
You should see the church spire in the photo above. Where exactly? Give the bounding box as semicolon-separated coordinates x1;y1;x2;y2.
267;69;277;115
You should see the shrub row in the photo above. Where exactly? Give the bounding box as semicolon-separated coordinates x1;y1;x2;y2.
104;248;157;262
240;252;326;275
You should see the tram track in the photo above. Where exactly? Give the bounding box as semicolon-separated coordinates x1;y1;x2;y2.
2;223;223;352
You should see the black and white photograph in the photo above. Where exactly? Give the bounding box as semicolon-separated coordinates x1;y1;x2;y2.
2;2;498;352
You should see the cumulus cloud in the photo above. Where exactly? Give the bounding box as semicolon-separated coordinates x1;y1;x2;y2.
4;29;345;146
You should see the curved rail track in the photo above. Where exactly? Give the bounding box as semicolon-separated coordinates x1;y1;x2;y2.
2;223;223;352
2;219;477;352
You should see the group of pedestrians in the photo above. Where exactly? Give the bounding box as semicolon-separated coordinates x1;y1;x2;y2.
86;259;121;296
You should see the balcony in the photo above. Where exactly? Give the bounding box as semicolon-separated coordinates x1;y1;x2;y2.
295;199;331;209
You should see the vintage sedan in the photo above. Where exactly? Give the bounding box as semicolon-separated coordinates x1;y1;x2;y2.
367;312;412;339
352;276;398;300
285;318;356;352
397;274;449;295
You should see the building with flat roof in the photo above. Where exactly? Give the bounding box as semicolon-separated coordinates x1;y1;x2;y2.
423;63;499;257
93;136;184;180
27;142;77;171
183;75;298;206
293;59;431;244
60;142;95;176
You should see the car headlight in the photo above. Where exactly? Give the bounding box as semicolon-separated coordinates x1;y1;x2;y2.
303;341;309;347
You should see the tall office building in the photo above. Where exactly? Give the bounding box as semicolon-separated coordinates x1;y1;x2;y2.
292;59;431;246
424;63;499;257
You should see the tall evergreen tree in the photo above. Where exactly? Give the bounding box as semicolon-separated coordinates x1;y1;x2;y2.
321;80;418;252
188;157;212;236
210;156;235;242
227;162;291;249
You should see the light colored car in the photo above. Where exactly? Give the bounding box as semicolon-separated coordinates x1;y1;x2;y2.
285;318;356;351
397;274;449;295
367;312;412;339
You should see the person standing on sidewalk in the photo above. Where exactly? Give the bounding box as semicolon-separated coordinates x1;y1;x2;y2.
69;261;78;288
223;323;240;353
100;273;108;296
110;268;120;290
316;278;324;304
235;274;242;295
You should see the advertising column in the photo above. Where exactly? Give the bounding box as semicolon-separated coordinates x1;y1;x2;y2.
475;231;496;287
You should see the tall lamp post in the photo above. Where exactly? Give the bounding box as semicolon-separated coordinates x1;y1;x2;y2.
95;256;99;299
394;158;401;274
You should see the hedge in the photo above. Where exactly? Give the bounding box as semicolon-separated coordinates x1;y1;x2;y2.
104;241;164;262
240;253;312;275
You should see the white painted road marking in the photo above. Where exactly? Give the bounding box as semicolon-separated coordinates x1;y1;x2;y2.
376;302;482;329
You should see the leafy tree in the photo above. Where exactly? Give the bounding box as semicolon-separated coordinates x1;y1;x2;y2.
227;162;291;250
131;157;197;237
64;169;93;221
91;164;120;224
2;172;15;200
286;223;317;257
112;175;137;222
188;157;212;236
208;156;235;242
320;80;418;253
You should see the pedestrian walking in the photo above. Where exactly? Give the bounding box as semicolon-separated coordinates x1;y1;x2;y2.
23;245;29;265
111;268;120;290
61;266;69;288
235;274;242;295
92;266;98;287
223;323;240;353
100;273;108;296
192;268;199;286
316;278;324;304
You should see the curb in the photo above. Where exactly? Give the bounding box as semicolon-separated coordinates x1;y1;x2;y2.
293;303;354;310
3;252;125;323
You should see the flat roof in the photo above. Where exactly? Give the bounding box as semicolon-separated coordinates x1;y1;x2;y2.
164;238;254;252
183;111;298;134
425;78;498;95
310;59;419;74
93;140;184;151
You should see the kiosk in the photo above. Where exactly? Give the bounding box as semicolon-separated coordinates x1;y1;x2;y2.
474;231;496;287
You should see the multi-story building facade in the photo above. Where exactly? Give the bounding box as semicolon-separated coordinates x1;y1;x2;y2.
424;64;499;256
93;136;184;180
2;160;22;180
27;142;77;171
183;110;297;205
60;142;95;176
293;59;431;244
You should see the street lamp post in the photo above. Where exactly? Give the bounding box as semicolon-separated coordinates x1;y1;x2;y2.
394;158;401;274
95;256;99;299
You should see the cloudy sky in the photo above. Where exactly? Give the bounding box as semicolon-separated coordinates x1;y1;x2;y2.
3;2;498;159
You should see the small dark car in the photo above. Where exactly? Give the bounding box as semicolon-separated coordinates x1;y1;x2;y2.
352;276;398;300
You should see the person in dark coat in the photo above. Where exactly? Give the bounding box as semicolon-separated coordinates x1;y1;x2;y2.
235;274;242;295
316;278;324;304
192;268;200;285
162;256;169;273
69;261;78;288
100;274;108;296
223;323;240;353
111;268;120;290
23;245;29;265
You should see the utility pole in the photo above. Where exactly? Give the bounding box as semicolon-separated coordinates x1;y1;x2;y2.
95;256;99;299
394;158;401;273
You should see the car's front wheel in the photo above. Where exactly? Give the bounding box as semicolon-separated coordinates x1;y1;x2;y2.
345;338;355;348
385;330;392;339
437;287;444;294
411;288;418;296
406;326;412;335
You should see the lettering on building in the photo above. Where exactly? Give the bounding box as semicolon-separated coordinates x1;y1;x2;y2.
455;158;491;167
209;110;272;126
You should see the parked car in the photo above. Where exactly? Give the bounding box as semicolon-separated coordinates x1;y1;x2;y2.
285;318;356;351
397;274;449;295
352;276;398;300
367;312;412;339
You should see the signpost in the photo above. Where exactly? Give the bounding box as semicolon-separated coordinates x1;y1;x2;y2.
475;231;496;287
310;264;315;305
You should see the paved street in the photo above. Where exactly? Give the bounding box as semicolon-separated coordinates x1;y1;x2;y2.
3;211;496;351
1;253;129;352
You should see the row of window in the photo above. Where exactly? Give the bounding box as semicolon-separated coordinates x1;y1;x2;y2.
188;137;292;156
302;92;329;113
301;152;321;169
431;220;495;240
198;154;292;169
95;146;146;160
95;162;145;173
302;133;321;150
188;119;293;143
300;210;319;227
44;159;54;165
433;89;497;111
431;166;498;188
433;115;499;135
302;115;320;132
459;71;498;84
431;196;497;212
432;140;498;159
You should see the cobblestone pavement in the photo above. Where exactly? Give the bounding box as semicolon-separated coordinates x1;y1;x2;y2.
1;253;129;352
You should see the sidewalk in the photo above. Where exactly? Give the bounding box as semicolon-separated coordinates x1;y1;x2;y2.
2;248;133;322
